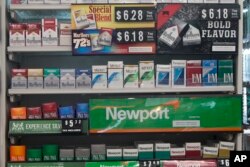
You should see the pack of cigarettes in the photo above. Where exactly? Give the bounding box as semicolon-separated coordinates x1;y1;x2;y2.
61;0;77;3
91;144;106;161
98;28;113;46
59;23;71;46
218;60;233;85
218;141;235;158
42;102;58;119
202;60;218;86
28;69;43;89
9;24;26;46
92;66;107;89
90;34;103;51
183;25;201;46
72;9;89;29
26;23;41;46
123;147;138;160
172;60;186;87
156;64;171;88
11;69;28;89
42;18;58;46
85;14;97;30
186;60;202;86
157;0;172;3
172;0;187;3
139;61;155;88
203;146;218;158
28;0;44;3
59;106;75;119
108;61;123;89
170;147;186;159
106;147;122;161
124;65;139;88
220;0;235;3
188;0;204;2
60;69;76;89
75;147;90;161
204;0;219;3
11;0;27;4
44;0;60;3
44;68;60;89
76;69;91;89
27;107;42;119
185;143;201;159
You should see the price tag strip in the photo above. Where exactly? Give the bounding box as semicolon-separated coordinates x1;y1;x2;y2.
71;4;156;55
139;160;160;167
62;119;83;133
157;4;240;54
218;159;230;167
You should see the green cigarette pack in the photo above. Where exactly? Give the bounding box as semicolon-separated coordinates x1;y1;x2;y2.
136;143;154;160
44;68;60;89
42;144;59;161
155;143;171;160
27;148;42;162
123;147;138;160
218;60;233;85
106;147;122;160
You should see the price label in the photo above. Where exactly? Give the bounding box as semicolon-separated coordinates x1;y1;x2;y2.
139;160;160;167
200;5;240;20
114;29;156;43
62;119;83;133
218;159;230;167
115;7;155;22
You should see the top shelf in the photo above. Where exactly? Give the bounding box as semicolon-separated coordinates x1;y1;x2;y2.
10;4;71;10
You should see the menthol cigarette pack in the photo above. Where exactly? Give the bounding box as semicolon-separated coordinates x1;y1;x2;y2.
106;147;122;161
92;66;107;89
28;69;43;89
76;69;91;89
123;148;138;160
44;69;60;89
60;69;76;89
218;60;233;86
172;60;186;87
136;143;154;160
42;18;58;46
124;65;139;88
156;64;171;88
108;61;123;89
155;143;171;160
186;60;202;86
44;0;60;3
202;60;218;86
204;0;219;3
26;23;41;46
9;24;26;47
139;61;155;88
28;0;44;3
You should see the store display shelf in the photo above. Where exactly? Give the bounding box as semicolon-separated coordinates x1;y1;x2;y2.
9;120;88;135
8;86;235;95
10;4;71;10
7;46;71;53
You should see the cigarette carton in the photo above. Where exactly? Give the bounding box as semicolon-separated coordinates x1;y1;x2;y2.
42;18;58;46
155;143;171;160
203;146;218;159
185;143;201;159
92;66;107;89
139;61;155;88
106;147;122;160
59;23;71;46
9;24;26;46
44;0;60;3
11;0;27;4
124;65;139;88
204;0;219;3
202;60;217;86
61;0;76;3
172;60;186;87
186;60;202;86
137;143;154;160
26;23;41;46
76;69;91;89
156;64;171;88
60;69;76;89
218;141;235;158
75;147;90;161
44;68;60;89
170;147;186;159
123;148;138;160
28;0;44;3
218;60;233;85
108;61;123;89
12;69;28;89
28;69;43;89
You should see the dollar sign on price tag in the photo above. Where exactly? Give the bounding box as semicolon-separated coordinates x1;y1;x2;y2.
116;31;123;42
201;9;207;19
116;10;122;21
139;160;160;167
62;119;83;133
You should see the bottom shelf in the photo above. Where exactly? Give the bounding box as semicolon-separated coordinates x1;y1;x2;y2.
7;159;225;167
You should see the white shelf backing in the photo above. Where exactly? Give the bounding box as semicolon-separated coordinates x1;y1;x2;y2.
10;4;70;10
7;46;71;53
8;86;235;95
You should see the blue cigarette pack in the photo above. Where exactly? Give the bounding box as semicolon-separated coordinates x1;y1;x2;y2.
202;60;218;86
76;103;89;119
59;106;75;119
172;60;186;87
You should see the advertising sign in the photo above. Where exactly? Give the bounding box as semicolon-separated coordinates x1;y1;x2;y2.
157;4;240;54
89;96;242;133
71;4;156;55
161;161;217;167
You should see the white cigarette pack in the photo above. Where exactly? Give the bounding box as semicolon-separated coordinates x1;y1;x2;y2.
9;24;26;47
59;23;71;46
42;18;58;46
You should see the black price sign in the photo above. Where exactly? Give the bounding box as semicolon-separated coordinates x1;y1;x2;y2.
139;160;160;167
200;5;240;20
62;119;82;133
115;7;155;22
218;159;230;167
114;29;156;43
